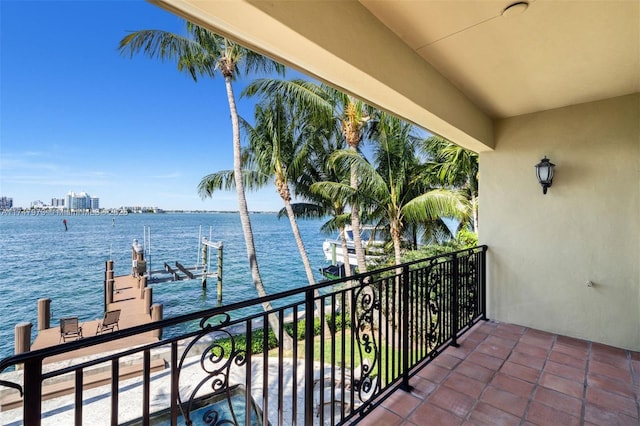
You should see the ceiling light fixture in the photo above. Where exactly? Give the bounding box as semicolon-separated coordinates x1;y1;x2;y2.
502;1;529;18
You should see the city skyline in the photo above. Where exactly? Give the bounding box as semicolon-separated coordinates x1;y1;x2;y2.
1;1;295;212
0;189;224;211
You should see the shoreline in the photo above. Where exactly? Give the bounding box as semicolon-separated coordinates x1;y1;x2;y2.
0;210;283;216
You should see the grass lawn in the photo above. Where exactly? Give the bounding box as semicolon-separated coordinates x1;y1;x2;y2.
268;330;405;383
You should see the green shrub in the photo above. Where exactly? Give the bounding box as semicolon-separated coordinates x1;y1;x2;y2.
327;312;352;332
456;228;478;247
213;312;353;356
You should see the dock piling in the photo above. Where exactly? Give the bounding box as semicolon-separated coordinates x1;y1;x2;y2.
37;298;51;331
217;242;223;303
139;277;147;299
143;287;152;314
15;322;32;356
106;280;114;304
151;304;163;339
132;239;146;277
105;260;114;312
201;241;208;289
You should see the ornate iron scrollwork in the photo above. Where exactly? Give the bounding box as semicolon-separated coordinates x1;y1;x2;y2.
178;313;247;426
353;283;380;402
202;406;238;425
424;260;444;352
458;252;479;327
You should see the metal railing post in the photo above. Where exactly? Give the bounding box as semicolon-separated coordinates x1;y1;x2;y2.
451;253;460;347
75;370;83;426
23;358;42;426
400;264;412;392
481;246;488;321
304;288;315;426
170;342;178;426
142;350;150;426
110;360;119;426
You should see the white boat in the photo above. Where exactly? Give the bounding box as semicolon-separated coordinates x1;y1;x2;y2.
322;226;385;267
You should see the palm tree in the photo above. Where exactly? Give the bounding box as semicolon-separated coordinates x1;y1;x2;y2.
118;22;291;348
278;105;355;278
246;94;346;336
315;115;469;266
340;97;373;274
243;79;373;274
314;114;468;338
422;136;479;233
243;94;319;287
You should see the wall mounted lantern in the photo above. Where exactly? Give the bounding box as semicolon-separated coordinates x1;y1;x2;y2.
535;156;555;194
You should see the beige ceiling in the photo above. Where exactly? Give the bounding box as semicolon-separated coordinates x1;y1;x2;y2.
360;0;640;118
151;0;639;151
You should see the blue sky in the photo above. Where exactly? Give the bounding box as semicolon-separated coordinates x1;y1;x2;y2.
0;0;300;211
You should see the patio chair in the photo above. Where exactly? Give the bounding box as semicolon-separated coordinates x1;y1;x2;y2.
59;317;83;342
96;309;121;335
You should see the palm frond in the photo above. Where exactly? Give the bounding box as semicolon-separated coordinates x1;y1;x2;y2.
119;28;216;81
276;203;326;220
197;168;270;198
319;213;352;235
402;189;469;223
310;181;357;203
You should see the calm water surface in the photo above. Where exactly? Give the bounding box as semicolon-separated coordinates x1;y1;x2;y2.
0;212;329;360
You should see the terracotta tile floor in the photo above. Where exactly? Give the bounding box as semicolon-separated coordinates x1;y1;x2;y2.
357;321;640;425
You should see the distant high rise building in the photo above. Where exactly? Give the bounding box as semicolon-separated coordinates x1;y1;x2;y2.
65;192;98;211
0;196;13;209
51;198;65;207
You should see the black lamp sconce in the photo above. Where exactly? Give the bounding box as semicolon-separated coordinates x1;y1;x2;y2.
535;156;555;194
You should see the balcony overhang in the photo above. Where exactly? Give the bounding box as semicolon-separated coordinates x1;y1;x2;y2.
149;0;495;153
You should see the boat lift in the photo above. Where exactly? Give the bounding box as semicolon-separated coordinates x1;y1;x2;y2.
132;226;224;302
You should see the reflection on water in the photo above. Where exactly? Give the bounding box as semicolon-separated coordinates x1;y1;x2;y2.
121;384;268;426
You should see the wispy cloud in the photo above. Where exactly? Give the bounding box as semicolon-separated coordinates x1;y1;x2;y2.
148;172;181;179
0;154;61;173
2;175;109;187
22;151;47;157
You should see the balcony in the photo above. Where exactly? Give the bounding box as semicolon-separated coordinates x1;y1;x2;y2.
358;321;640;425
1;245;638;425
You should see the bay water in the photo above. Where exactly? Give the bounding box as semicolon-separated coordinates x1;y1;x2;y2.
0;212;330;361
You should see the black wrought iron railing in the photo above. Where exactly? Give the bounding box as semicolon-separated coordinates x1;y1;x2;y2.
0;245;487;425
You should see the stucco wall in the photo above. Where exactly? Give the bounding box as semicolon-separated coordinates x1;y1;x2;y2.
480;93;640;350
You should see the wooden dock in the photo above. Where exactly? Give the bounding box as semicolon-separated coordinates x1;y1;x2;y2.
30;274;159;365
1;274;166;411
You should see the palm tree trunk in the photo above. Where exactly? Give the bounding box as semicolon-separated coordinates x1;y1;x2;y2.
283;197;331;337
338;227;352;277
472;194;479;233
225;76;292;350
388;225;403;340
392;231;402;267
350;163;368;274
338;226;353;316
283;198;316;287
